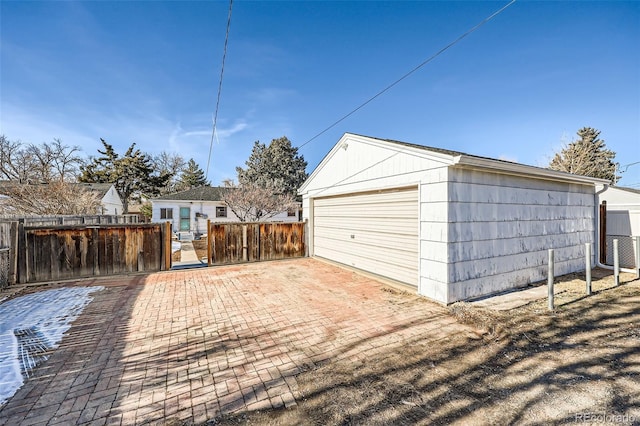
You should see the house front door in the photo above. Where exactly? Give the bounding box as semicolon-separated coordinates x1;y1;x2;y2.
179;207;190;231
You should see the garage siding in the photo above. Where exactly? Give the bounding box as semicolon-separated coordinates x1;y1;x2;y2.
313;187;419;286
446;169;596;302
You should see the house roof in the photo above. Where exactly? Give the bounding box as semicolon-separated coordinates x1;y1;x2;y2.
152;186;231;201
610;185;640;195
72;183;115;199
299;133;610;193
0;181;118;199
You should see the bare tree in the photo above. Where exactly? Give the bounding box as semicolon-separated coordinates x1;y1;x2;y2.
153;152;186;194
0;181;102;215
221;184;297;222
0;135;36;182
0;135;84;183
0;136;94;215
49;139;84;181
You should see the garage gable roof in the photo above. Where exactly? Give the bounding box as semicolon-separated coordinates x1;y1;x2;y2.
299;133;609;193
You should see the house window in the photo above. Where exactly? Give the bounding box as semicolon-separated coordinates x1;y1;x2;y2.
160;208;173;219
287;209;296;217
216;206;227;218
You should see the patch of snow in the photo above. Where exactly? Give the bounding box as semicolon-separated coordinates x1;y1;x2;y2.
172;241;181;253
0;286;103;406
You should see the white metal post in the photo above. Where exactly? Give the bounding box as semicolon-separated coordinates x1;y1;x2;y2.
613;238;620;286
548;249;554;311
585;243;592;295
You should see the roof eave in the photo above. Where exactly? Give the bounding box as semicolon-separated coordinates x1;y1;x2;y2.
453;155;611;185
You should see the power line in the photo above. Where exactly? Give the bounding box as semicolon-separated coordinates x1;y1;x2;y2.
298;0;517;150
205;0;234;183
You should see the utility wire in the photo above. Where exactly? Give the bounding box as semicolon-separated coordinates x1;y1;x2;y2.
298;0;517;150
205;0;233;184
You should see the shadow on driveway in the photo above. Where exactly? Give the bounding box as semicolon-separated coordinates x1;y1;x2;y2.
0;258;474;425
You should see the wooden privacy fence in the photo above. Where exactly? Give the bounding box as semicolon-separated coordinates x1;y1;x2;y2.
208;221;305;265
0;221;172;285
0;214;139;227
0;222;18;289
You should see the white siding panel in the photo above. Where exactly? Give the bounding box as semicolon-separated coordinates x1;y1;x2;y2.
607;210;640;236
449;257;586;302
420;278;449;303
447;168;596;300
420;259;448;281
313;187;419;286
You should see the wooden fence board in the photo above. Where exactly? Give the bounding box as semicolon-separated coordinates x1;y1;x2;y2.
7;224;165;284
248;224;260;261
209;221;305;265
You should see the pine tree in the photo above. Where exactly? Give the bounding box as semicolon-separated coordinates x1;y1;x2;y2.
236;136;307;197
549;127;618;182
178;159;209;190
79;139;171;213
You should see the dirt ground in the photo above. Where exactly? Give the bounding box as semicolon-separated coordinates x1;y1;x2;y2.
192;237;208;261
208;269;640;426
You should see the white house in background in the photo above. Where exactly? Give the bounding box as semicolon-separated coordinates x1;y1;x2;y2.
600;185;640;210
299;133;609;305
0;181;123;215
76;183;124;215
151;186;299;235
600;185;640;268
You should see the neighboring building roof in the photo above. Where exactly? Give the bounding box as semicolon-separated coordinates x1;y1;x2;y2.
610;185;640;195
72;183;116;199
152;186;231;201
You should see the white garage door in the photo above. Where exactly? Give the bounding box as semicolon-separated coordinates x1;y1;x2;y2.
313;186;419;287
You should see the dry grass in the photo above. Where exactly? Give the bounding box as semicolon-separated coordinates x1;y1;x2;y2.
204;269;640;425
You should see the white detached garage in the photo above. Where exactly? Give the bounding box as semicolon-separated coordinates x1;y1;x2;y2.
299;133;608;304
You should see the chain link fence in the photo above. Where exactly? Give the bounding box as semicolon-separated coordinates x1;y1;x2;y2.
0;247;9;291
605;235;638;269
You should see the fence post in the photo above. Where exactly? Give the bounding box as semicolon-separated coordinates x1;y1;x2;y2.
17;219;27;284
585;243;592;296
548;249;554;311
599;201;607;264
91;227;100;276
207;220;212;266
9;221;18;285
162;221;172;271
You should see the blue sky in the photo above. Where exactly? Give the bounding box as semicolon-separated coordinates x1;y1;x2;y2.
1;1;639;187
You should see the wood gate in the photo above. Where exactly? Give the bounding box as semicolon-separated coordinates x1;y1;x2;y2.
0;221;172;285
208;221;305;265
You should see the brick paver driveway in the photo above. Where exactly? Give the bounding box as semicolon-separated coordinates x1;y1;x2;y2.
0;258;473;425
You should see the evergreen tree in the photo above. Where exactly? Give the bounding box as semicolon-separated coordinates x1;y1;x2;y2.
549;127;619;182
178;159;209;190
79;139;170;213
236;136;307;197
